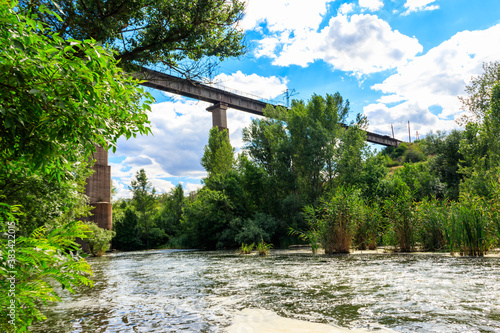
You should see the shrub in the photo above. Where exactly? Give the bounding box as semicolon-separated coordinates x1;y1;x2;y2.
219;213;278;249
84;222;115;256
403;148;427;163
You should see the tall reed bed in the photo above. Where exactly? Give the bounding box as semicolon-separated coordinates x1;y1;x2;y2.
415;198;446;252
293;181;500;256
304;187;364;254
383;187;416;252
354;202;381;250
445;194;493;256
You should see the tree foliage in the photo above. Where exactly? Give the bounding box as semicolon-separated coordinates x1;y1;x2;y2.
129;169;157;249
460;82;500;198
0;4;153;182
201;127;234;177
458;61;500;125
0;3;153;330
18;0;246;76
0;204;94;332
422;130;464;200
243;93;367;206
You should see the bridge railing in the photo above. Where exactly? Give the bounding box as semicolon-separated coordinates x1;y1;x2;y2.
203;80;286;107
148;66;286;107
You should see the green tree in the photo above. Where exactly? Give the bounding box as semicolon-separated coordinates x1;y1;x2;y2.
358;153;388;201
285;94;355;203
458;61;500;125
243;93;366;206
129;169;157;249
182;188;234;249
112;208;143;251
204;170;248;217
394;162;443;201
201;127;234;177
237;154;272;215
242;112;296;216
460;82;500;198
0;8;152;182
0;4;152;330
423;130;465;200
333;115;368;190
155;184;185;237
18;0;246;76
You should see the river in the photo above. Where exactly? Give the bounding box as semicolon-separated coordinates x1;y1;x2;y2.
30;249;500;332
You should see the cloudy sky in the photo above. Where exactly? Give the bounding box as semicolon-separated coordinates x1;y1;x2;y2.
110;0;500;198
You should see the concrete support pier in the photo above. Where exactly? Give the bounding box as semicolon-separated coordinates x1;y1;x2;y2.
84;146;112;230
207;102;229;131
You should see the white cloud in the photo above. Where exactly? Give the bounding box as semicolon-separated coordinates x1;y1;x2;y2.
183;182;204;195
211;71;288;100
241;0;329;33
319;14;422;74
365;23;500;138
111;72;286;198
364;102;456;140
359;0;384;11
245;1;421;75
267;13;422;75
403;0;439;15
339;3;355;15
254;36;281;59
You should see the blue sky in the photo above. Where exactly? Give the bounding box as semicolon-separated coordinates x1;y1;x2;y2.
110;0;500;198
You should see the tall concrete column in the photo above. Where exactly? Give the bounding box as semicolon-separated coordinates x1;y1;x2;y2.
206;102;228;131
84;145;112;230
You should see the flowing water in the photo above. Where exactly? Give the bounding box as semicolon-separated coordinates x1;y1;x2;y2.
30;249;500;332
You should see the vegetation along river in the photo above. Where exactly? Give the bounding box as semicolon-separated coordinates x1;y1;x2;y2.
30;249;500;332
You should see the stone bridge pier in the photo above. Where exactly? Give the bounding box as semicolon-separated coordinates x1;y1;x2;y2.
84;146;112;230
207;102;229;131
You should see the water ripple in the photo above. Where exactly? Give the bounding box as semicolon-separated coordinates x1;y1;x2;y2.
31;250;500;332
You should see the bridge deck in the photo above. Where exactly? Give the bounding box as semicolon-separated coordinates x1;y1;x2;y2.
138;67;402;147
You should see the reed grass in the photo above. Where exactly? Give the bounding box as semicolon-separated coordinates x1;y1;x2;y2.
256;238;273;255
305;187;364;254
383;187;416;252
416;198;446;252
354;203;380;250
239;243;255;254
445;195;491;256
